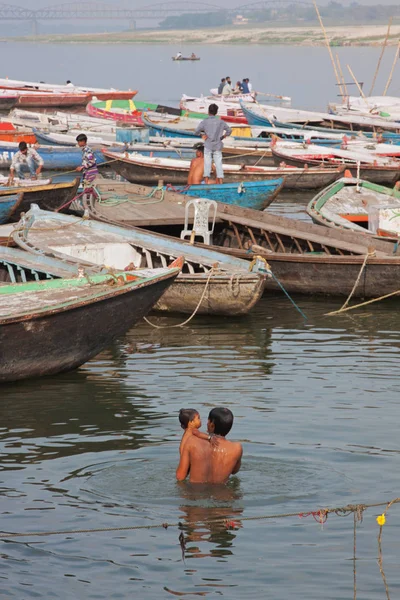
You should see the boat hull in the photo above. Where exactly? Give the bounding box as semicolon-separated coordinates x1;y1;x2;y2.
271;149;400;186
0;178;80;223
0;144;121;170
106;153;342;190
0;273;177;382
155;272;265;315
164;179;283;210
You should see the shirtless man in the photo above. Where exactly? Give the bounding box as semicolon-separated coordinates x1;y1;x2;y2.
187;144;216;185
176;407;242;484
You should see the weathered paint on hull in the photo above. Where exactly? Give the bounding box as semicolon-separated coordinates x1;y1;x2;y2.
0;275;177;382
0;179;80;223
164;179;283;210
0;145;120;170
109;158;342;190
154;273;266;315
263;254;400;298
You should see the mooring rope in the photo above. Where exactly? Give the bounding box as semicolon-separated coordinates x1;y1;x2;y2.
0;497;398;539
143;266;216;329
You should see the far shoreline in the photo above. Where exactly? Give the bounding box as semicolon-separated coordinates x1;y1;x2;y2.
3;23;400;47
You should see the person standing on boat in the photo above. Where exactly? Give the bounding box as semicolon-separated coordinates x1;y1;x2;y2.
194;103;231;185
9;141;43;181
66;80;74;88
75;133;98;187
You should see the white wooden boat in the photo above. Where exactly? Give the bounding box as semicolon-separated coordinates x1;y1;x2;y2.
307;177;400;237
0;77;138;101
12;205;268;316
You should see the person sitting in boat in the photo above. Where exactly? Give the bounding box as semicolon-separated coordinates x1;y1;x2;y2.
175;51;182;59
222;76;233;96
75;133;98;187
9;141;43;182
188;143;216;185
66;80;74;88
241;78;250;94
233;81;242;94
217;78;226;95
190;53;197;59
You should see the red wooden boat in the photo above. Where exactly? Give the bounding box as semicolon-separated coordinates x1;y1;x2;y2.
87;101;144;125
0;121;36;144
16;92;91;108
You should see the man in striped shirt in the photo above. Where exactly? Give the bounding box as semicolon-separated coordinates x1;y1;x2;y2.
76;134;98;187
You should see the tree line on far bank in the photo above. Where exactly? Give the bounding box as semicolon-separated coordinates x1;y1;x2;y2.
159;2;400;30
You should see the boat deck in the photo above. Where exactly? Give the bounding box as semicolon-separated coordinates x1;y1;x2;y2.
91;181;193;227
324;185;400;217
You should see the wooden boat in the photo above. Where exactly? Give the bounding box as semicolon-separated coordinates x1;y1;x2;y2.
0;122;36;144
33;128;150;147
0;262;180;382
85;183;400;299
306;177;400;237
103;150;344;190
270;141;400;186
0;245;97;283
180;94;248;123
172;56;200;61
0;178;80;223
0;141;124;171
14;91;92;108
162;179;284;210
0;77;138;101
141;112;254;139
89;177;282;214
240;101;400;139
0;94;18;111
208;90;256;103
13;206;268;316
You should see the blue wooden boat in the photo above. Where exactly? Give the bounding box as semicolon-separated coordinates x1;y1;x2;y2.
240;102;400;143
0;194;20;225
163;178;284;210
141;113;271;145
0;178;80;223
0;142;126;170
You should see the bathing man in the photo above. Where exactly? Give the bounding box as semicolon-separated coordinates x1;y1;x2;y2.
194;104;232;185
176;407;242;484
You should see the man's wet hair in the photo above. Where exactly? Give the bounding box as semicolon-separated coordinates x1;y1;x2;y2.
18;141;27;151
193;142;204;152
221;77;225;82
76;133;87;143
179;408;199;429
208;407;233;436
208;103;218;116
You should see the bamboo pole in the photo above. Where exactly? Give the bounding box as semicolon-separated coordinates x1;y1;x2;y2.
313;0;344;97
369;17;392;96
383;40;400;96
346;64;367;101
336;53;348;100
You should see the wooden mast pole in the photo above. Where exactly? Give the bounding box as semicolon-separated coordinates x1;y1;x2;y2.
336;53;348;99
369;17;392;96
383;40;400;96
346;65;367;100
313;0;344;97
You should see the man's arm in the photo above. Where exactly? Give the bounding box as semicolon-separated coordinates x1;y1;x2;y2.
222;122;232;138
194;119;206;137
231;445;243;474
176;443;190;481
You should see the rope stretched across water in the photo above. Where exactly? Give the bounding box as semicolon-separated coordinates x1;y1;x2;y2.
0;497;398;539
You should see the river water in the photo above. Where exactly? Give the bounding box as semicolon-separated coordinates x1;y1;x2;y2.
1;42;400;599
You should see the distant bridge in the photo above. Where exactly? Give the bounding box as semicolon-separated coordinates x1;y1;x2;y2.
0;1;314;34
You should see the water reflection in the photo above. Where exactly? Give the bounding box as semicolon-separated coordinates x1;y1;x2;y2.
177;480;243;561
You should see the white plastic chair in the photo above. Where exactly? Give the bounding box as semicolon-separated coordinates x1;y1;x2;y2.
180;198;217;245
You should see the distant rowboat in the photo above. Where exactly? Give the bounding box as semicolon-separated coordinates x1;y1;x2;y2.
172;56;200;61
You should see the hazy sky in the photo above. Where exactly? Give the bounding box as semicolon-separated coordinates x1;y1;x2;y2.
6;0;400;8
